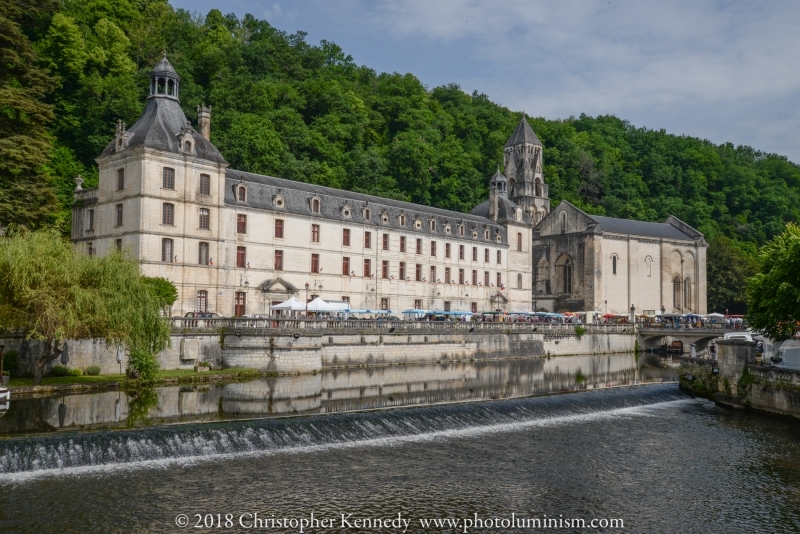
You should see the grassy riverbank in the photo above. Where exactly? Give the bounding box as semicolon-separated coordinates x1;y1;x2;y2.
7;368;263;396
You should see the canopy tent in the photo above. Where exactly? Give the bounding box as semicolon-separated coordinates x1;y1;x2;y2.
269;296;307;311
305;297;348;312
706;312;726;318
348;309;394;314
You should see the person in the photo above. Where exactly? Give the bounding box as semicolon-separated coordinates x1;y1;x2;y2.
710;343;718;360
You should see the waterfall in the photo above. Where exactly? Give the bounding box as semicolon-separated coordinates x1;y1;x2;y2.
0;384;689;479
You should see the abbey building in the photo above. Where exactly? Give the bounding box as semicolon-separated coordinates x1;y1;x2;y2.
71;55;707;316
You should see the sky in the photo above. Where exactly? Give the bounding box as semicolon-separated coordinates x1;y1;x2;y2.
170;0;800;163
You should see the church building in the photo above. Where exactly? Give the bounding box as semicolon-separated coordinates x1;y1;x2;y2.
70;55;707;317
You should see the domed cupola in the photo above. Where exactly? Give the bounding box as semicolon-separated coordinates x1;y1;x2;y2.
489;166;508;196
149;51;181;101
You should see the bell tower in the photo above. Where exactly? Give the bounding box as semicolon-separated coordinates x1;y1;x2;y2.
503;116;550;224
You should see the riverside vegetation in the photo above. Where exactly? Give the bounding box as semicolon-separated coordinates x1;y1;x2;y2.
4;1;800;316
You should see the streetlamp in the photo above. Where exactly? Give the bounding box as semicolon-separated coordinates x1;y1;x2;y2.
305;282;309;317
604;300;608;315
630;304;636;324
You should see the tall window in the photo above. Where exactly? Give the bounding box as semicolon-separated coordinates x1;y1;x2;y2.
673;276;682;309
399;214;406;226
560;212;566;234
444;301;451;312
234;292;246;317
415;264;422;281
161;238;173;262
311;224;320;242
431;241;437;256
414;299;423;309
275;219;284;238
612;255;617;275
458;225;464;236
274;250;283;271
363;259;371;277
484;248;489;263
236;246;247;268
116;168;125;191
311;253;320;273
364;208;370;220
237;214;247;234
561;260;572;293
471;302;477;313
472;270;478;286
381;298;389;310
342;256;350;275
382;260;389;279
115;238;122;251
416;238;422;254
497;272;503;288
237;186;247;202
484;271;490;286
445;243;451;258
342;228;350;246
430;266;436;282
684;276;693;311
400;236;406;252
162;203;174;225
472;247;477;261
162;167;175;189
87;209;94;231
517;233;522;252
445;267;451;283
496;250;502;265
115;204;123;226
199;174;210;195
399;262;406;280
382;233;389;251
459;269;465;284
197;291;208;312
364;231;372;249
517;273;523;289
459;245;465;260
198;242;209;265
312;198;320;213
199;208;210;230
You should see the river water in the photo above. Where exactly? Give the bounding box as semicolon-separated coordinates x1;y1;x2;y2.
0;354;799;533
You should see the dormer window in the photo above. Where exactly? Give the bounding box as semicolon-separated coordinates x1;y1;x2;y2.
237;185;247;202
381;213;389;224
364;208;371;220
312;198;320;213
484;229;489;239
458;225;465;236
430;220;436;231
445;224;451;235
399;214;406;226
414;218;422;229
341;205;351;218
272;194;284;208
472;230;478;239
184;140;192;152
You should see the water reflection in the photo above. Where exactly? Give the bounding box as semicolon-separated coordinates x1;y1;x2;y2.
0;353;676;436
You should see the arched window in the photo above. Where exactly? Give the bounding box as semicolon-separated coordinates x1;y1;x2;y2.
560;212;566;234
458;225;465;236
644;256;653;277
556;254;573;294
430;219;436;231
162;167;175;189
364;208;370;220
237;185;247;202
535;179;543;197
184;141;192;152
563;259;572;293
517;273;523;289
399;214;406;226
684;276;693;311
312;198;320;213
612;255;617;275
673;276;682;310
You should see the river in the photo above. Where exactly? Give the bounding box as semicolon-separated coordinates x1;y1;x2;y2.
0;353;798;533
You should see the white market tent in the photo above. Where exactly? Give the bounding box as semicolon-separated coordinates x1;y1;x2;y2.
269;296;307;311
305;297;348;312
706;312;726;318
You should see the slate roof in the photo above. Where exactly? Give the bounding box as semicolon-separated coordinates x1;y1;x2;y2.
152;54;178;75
588;215;697;240
505;117;542;147
470;196;524;224
99;97;226;163
227;169;507;243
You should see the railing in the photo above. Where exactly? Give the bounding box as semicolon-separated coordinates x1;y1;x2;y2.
638;323;745;331
74;187;98;203
169;317;636;334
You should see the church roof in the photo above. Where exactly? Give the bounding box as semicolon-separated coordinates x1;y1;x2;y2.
587;215;698;240
470;196;523;224
98;97;226;163
504;117;542;147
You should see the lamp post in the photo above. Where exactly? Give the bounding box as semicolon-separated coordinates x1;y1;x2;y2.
305;282;309;317
630;304;636;324
604;300;608;315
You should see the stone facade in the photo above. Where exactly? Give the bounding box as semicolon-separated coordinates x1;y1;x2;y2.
531;201;707;314
71;56;536;316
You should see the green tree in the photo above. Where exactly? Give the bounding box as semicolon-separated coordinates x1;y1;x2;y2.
707;236;757;314
0;228;170;384
0;0;59;228
746;224;800;341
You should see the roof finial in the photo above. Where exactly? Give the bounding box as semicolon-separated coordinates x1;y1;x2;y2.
162;50;167;58
497;165;500;172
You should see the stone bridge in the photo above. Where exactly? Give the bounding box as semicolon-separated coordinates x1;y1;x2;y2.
637;326;741;353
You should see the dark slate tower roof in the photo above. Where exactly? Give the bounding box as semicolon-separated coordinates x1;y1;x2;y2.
99;54;226;163
504;116;542;147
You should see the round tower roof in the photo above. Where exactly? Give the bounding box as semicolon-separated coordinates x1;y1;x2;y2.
151;51;178;76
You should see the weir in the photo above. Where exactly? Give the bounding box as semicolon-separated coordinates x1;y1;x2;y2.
0;383;688;478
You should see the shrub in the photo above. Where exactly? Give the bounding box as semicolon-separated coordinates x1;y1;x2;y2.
574;326;587;338
68;368;83;376
51;365;68;376
2;349;21;377
85;365;101;376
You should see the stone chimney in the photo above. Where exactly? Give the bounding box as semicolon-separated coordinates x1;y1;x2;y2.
489;183;498;222
197;104;211;141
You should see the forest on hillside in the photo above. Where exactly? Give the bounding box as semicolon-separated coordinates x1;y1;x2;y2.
4;0;799;313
